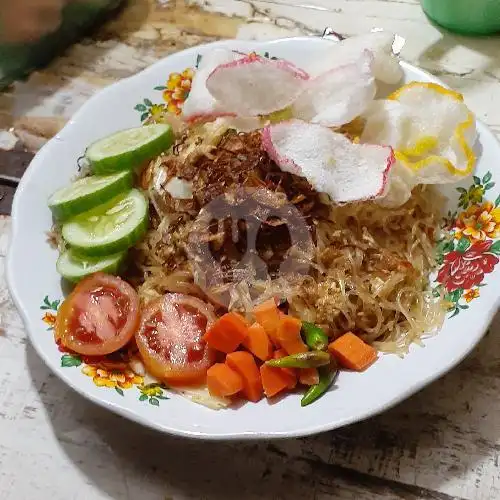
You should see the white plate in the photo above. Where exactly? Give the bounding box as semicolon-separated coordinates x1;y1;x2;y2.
7;37;500;440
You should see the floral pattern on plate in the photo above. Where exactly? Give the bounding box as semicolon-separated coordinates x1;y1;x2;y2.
134;66;195;122
434;172;500;317
40;295;59;330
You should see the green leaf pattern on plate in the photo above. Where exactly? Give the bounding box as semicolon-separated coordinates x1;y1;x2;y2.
61;354;82;368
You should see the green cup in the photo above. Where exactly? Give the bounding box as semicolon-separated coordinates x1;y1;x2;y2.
421;0;500;34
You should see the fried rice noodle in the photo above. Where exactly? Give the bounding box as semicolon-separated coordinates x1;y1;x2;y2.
130;128;446;357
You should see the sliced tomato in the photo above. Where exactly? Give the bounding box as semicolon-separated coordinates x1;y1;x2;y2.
55;273;140;356
136;293;216;386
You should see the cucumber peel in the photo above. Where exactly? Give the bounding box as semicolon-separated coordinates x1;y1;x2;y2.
57;249;127;282
62;188;149;257
86;124;174;174
48;170;133;221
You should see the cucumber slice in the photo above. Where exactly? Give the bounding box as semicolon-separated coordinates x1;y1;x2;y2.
62;189;149;256
86;124;174;174
57;249;127;282
48;171;133;221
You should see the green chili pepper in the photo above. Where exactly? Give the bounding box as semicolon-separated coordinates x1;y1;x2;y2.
300;364;339;407
266;351;331;369
301;322;329;351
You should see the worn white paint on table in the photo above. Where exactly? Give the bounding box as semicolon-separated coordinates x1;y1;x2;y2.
1;0;500;498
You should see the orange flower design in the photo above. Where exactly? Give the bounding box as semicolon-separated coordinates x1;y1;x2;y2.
455;202;500;242
463;289;480;303
42;312;57;328
82;365;143;390
163;68;194;115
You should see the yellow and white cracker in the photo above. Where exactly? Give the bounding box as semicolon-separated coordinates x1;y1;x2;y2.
361;82;477;206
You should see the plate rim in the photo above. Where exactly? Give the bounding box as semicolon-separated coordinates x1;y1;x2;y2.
7;36;500;440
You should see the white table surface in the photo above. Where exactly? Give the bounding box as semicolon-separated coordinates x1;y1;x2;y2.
1;1;500;498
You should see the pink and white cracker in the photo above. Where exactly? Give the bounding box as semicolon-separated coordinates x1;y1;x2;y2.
262;119;395;204
206;55;309;116
305;31;403;84
182;49;240;122
293;51;376;127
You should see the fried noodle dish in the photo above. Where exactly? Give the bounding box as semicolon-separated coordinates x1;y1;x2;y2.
132;122;444;357
49;32;478;408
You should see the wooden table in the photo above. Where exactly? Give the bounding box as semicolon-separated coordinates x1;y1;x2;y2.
1;1;500;498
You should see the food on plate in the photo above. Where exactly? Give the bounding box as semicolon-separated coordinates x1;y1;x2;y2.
135;293;216;385
206;53;309;116
207;363;244;398
299;368;320;386
361;82;476;206
56;249;127;283
260;363;293;398
203;312;249;353
86;124;175;175
328;332;378;372
242;322;273;361
276;315;308;355
48;126;166;281
301;365;339;407
252;298;281;343
62;189;149;256
262;119;395;203
55;273;140;356
225;351;263;402
266;351;331;369
183;32;402;125
48;32;479;409
304;31;403;84
272;349;298;388
301;322;329;351
48;170;133;221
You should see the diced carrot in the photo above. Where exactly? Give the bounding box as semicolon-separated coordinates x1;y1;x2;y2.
260;364;292;398
299;368;320;386
207;363;243;398
273;349;297;389
276;315;308;355
203;312;249;353
328;332;378;371
226;351;263;402
253;298;281;344
243;323;273;361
